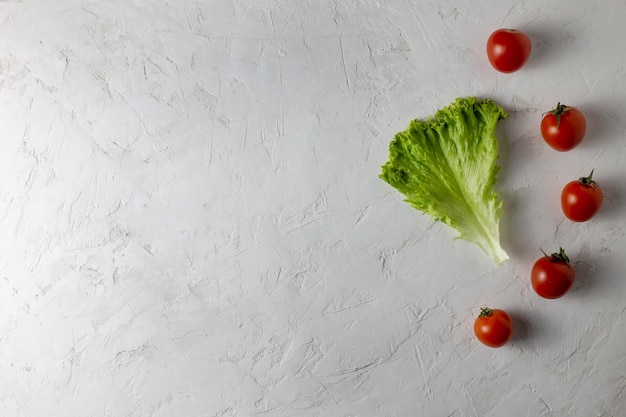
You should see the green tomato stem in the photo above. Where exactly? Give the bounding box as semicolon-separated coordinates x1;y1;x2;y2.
542;247;571;265
542;102;572;128
579;169;598;187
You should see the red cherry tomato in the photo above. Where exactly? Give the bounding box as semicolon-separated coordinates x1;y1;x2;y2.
531;248;575;299
541;103;587;151
486;29;532;73
474;308;513;348
561;170;603;222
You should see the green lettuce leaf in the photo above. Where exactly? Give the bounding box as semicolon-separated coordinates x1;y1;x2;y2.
380;97;509;265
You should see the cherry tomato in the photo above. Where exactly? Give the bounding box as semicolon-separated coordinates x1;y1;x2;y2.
473;308;513;348
531;247;575;299
561;170;603;222
486;29;532;73
541;103;586;151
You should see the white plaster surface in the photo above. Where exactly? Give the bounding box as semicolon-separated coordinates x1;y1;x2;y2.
1;1;625;416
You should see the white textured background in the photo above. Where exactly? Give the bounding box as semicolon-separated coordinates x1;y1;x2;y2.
1;1;625;416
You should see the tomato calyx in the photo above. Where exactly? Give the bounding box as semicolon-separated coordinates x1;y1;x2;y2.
579;169;598;187
478;307;493;318
543;102;571;128
541;247;570;265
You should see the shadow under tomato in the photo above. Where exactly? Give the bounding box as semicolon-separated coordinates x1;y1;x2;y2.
592;176;623;223
575;98;626;151
568;251;620;301
506;309;532;343
506;309;558;351
570;258;597;296
519;26;569;72
520;15;588;73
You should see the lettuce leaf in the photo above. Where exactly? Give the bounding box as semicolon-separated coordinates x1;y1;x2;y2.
380;97;509;265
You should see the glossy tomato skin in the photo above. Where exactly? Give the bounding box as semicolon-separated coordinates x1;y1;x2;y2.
561;172;603;222
486;29;532;73
541;104;587;151
474;308;513;348
531;249;575;299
